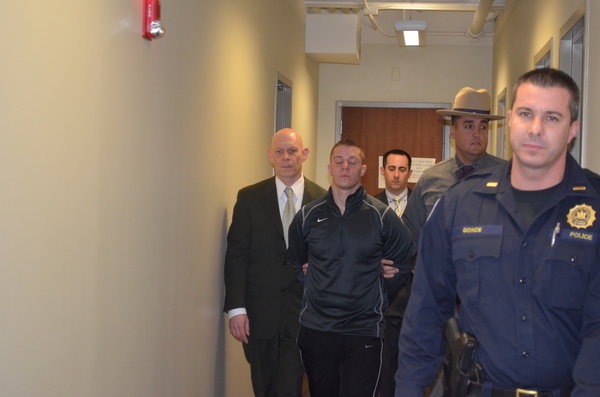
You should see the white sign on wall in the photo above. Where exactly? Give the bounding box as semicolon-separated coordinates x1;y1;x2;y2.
409;158;436;183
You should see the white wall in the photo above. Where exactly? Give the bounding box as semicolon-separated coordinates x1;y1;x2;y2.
314;43;494;187
0;0;318;396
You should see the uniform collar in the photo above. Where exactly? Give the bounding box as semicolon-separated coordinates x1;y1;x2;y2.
454;152;492;172
472;153;598;199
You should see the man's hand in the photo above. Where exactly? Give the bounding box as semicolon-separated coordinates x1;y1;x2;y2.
229;314;250;344
306;261;396;277
381;258;398;279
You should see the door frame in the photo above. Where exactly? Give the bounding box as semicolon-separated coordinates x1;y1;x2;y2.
335;101;453;160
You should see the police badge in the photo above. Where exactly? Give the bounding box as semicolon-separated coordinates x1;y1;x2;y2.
567;204;596;229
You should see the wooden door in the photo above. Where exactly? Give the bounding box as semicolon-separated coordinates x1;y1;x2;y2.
341;106;444;196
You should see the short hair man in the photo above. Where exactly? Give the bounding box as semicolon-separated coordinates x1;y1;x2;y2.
402;87;506;250
396;68;600;396
223;128;327;397
374;149;413;217
288;139;412;397
373;148;413;397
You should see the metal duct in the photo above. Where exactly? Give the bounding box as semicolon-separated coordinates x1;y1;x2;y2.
467;0;496;40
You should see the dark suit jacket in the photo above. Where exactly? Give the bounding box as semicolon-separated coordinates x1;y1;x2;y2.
223;176;327;339
374;188;412;207
375;188;413;317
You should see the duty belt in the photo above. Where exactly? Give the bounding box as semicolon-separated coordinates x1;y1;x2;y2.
468;383;573;397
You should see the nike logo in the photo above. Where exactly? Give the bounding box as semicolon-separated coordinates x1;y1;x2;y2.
365;345;373;349
317;218;328;223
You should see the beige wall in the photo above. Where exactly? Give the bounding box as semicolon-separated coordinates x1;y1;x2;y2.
317;0;600;185
314;44;494;187
492;0;600;168
0;0;317;396
4;0;600;396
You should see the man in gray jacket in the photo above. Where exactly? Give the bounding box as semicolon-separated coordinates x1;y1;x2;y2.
403;87;506;250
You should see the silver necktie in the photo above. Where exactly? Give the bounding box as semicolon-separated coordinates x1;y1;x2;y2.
392;196;402;217
282;187;296;246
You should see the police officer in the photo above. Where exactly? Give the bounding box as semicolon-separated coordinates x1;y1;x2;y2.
395;68;600;396
402;87;506;253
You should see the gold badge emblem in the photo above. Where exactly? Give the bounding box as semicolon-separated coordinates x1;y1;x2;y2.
567;204;596;229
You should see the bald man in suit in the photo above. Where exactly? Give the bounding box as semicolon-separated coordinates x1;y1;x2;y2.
224;128;327;397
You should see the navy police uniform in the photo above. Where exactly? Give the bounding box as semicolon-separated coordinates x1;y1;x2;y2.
396;153;600;396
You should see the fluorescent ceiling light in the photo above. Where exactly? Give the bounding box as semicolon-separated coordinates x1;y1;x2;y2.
395;20;427;47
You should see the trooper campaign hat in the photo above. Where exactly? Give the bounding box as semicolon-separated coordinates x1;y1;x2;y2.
437;87;505;120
